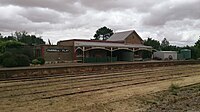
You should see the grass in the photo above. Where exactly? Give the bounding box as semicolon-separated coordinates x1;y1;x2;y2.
136;96;158;105
168;83;180;95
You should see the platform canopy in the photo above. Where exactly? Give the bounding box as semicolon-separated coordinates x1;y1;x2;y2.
74;41;152;50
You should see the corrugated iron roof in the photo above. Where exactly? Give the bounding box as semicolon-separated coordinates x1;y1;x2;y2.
74;41;152;49
107;30;134;41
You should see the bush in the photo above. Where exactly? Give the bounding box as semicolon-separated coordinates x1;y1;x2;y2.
2;57;17;67
32;59;40;65
32;57;45;65
168;83;180;95
6;46;34;60
1;52;12;58
0;52;13;64
37;57;45;65
2;40;25;48
0;52;30;67
16;54;30;67
0;54;3;64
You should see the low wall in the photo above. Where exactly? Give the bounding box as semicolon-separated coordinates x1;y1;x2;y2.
0;61;200;80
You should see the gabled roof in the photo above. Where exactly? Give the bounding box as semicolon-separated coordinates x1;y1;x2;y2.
107;30;143;42
108;30;133;41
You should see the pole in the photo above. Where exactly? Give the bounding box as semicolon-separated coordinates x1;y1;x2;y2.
83;47;85;63
111;47;113;62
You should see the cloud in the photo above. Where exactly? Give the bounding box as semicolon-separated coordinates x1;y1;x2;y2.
141;19;200;46
0;0;85;14
0;5;72;32
80;0;163;12
19;7;68;24
142;0;200;26
0;5;29;31
0;0;199;46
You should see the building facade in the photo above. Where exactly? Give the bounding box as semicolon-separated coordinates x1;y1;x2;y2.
35;45;73;62
37;30;153;63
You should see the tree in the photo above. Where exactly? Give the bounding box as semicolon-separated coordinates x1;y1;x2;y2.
0;31;45;45
144;38;160;50
0;33;2;38
0;34;16;41
93;26;113;40
194;38;200;48
161;38;170;48
161;45;180;51
160;38;170;51
189;46;199;59
15;31;45;45
0;41;25;53
193;38;200;59
2;41;25;48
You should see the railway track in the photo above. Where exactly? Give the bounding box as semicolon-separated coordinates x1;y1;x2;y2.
0;65;199;92
0;70;198;100
0;67;158;83
0;64;200;105
1;65;199;87
0;65;183;83
1;60;200;81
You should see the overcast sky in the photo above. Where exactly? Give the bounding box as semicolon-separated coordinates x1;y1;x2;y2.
0;0;200;46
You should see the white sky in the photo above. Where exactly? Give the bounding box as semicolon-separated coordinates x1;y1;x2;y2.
0;0;200;46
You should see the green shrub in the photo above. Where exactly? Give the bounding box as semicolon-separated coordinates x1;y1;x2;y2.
2;40;25;48
1;52;30;67
169;83;180;90
0;52;13;64
2;57;17;67
32;59;40;65
168;83;180;95
31;57;45;65
16;54;30;67
0;54;3;64
37;57;45;65
6;46;34;60
1;52;12;58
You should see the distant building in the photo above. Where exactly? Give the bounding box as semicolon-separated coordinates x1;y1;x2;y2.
36;30;153;63
178;49;191;60
153;51;177;60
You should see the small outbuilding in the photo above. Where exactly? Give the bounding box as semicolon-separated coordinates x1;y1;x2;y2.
179;49;191;60
153;51;177;60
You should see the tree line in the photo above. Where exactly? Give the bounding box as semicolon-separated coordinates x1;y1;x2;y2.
144;37;200;59
0;31;45;54
0;31;45;45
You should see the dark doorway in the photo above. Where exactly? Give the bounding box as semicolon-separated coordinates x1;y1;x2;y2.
112;49;134;62
134;50;152;60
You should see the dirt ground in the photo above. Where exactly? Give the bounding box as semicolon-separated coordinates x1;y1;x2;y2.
138;83;200;112
1;65;200;112
71;75;200;112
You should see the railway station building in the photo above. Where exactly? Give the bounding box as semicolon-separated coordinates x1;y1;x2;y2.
36;30;153;63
